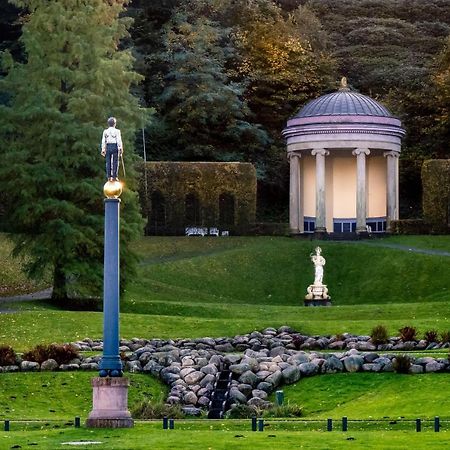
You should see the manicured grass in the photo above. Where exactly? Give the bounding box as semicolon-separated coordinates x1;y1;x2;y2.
0;372;166;420
274;373;450;420
377;235;450;252
1;235;450;349
0;234;49;296
1;423;450;449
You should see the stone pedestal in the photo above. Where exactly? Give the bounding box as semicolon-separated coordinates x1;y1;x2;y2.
86;377;133;428
304;284;331;306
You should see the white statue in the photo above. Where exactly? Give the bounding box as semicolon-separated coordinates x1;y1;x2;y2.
310;246;326;285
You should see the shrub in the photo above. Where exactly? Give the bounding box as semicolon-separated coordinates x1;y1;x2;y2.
441;331;450;343
131;401;185;419
393;355;411;374
370;325;389;345
0;345;17;366
225;404;259;419
398;326;417;342
263;403;303;418
424;330;439;343
22;344;79;365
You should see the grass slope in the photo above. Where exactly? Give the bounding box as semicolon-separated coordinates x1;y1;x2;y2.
0;372;166;420
1;235;450;349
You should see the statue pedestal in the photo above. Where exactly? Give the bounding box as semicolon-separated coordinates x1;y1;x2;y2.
86;377;133;428
304;284;331;307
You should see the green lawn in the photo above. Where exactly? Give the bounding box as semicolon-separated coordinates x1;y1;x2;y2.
1;423;450;449
0;372;166;420
1;235;450;349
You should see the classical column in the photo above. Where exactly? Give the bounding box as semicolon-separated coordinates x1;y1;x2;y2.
352;148;370;233
288;152;303;233
384;151;400;231
311;149;329;233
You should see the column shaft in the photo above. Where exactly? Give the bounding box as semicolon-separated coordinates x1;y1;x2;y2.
384;151;400;231
289;153;303;233
312;149;329;232
353;149;370;233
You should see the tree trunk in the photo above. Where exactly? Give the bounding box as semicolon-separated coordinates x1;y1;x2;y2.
51;262;68;304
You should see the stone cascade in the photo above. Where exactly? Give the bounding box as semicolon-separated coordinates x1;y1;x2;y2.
2;327;450;414
207;368;232;419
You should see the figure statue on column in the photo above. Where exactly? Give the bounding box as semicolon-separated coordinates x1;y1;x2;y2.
305;246;331;306
101;117;123;182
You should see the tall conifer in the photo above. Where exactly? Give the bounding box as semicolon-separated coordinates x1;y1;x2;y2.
0;0;145;304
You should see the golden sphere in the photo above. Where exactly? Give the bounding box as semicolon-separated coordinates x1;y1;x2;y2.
103;180;123;198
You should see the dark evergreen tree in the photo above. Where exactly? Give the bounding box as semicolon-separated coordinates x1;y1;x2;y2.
148;5;269;162
0;0;145;305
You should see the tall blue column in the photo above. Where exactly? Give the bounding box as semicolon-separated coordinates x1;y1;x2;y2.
99;197;122;377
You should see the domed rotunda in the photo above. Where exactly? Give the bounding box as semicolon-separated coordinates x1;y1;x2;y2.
282;78;405;235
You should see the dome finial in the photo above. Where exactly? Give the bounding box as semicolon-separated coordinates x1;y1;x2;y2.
339;76;350;91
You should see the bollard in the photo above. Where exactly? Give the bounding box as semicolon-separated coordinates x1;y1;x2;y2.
342;416;348;432
251;416;257;432
258;419;264;432
75;416;81;428
4;420;9;432
435;416;440;433
276;390;284;406
416;418;421;432
327;418;332;432
163;417;168;430
169;418;174;430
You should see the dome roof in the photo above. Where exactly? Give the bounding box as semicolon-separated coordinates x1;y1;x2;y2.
294;90;393;119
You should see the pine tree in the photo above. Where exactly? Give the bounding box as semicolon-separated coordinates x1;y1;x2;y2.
0;0;145;305
147;3;269;162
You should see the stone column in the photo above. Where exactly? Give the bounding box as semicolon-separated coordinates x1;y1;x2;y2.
311;149;329;233
384;151;400;231
288;152;303;234
352;148;370;233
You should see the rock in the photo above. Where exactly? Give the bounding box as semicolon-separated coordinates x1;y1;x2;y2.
256;382;273;394
230;363;251;375
265;370;282;387
180;367;196;378
208;355;223;367
183;391;198;405
322;356;343;373
143;360;163;376
237;384;253;397
269;346;286;357
125;360;142;373
200;364;218;375
20;361;40;371
161;372;180;385
425;361;443;373
185;371;205;385
247;397;272;408
41;359;58;371
415;357;435;365
298;362;319;376
198;396;210;407
362;363;382;372
241;356;259;371
200;374;216;387
328;341;345;350
287;353;309;365
381;362;394;372
410;364;423;374
2;365;19;372
252;389;268;400
167;395;181;404
281;365;301;384
239;370;259;387
343;355;364;372
356;341;376;351
80;363;99;370
364;353;380;363
224;354;241;365
278;326;296;333
181;357;195;367
59;364;79;371
215;343;235;353
229;388;247;404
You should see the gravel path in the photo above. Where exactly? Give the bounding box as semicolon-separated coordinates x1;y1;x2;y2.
0;287;52;303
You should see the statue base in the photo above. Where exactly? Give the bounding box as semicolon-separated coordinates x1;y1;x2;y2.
86;377;133;428
304;284;331;307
